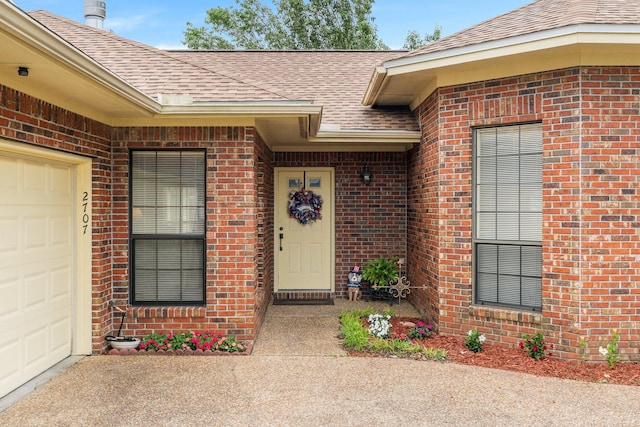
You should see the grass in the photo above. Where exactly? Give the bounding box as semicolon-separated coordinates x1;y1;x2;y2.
340;309;448;361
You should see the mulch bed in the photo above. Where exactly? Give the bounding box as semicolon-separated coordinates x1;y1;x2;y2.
350;317;640;386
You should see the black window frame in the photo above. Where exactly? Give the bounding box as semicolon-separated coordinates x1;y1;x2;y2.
129;149;206;306
472;123;543;311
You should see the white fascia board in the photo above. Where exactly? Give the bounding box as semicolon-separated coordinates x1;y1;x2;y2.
361;66;387;106
2;1;160;112
152;102;323;135
160;101;321;114
157;103;322;123
382;24;640;76
309;128;421;145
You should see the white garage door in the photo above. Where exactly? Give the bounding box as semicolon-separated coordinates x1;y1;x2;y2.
0;152;73;398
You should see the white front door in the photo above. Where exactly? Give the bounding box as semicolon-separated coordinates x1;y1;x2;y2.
275;168;334;292
0;152;73;398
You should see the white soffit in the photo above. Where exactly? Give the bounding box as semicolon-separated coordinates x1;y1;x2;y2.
364;24;640;108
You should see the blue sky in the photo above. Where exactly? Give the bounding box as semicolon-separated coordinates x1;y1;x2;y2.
14;0;531;49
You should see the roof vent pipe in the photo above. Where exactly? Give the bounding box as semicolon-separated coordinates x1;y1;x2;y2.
84;0;106;29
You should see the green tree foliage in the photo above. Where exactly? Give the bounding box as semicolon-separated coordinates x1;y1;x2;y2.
402;25;441;50
183;0;389;50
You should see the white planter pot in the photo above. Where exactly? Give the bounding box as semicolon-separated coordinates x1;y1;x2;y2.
107;337;140;350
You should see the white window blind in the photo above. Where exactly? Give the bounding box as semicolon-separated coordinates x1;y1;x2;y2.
131;151;205;305
475;124;542;310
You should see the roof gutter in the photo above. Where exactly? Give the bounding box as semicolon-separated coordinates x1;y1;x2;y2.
154;99;322;134
159;100;322;116
309;128;420;145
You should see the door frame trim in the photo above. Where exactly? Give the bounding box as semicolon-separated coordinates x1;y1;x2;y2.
0;139;92;355
274;167;335;293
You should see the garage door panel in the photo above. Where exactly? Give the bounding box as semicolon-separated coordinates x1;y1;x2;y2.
25;273;47;309
24;327;47;368
0;157;18;190
52;216;71;246
24;216;47;250
0;278;20;318
0;152;73;398
0;218;19;253
51;316;71;353
51;268;71;299
50;165;71;196
22;160;46;193
0;340;20;387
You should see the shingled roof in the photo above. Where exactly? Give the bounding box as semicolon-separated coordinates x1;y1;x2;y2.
167;50;417;131
28;11;417;132
28;11;291;103
404;0;640;58
364;0;640;108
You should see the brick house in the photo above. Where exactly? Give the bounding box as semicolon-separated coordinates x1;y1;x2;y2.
0;0;638;397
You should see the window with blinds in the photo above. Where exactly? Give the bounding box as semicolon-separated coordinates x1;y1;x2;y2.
130;151;205;305
474;124;542;310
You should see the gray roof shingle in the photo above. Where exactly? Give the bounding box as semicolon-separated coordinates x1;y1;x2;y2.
404;0;640;58
167;50;417;130
28;11;418;131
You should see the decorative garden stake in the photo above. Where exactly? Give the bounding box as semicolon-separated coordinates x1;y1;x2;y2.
389;258;411;302
347;264;362;301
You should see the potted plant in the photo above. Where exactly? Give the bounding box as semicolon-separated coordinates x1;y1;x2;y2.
362;256;399;289
106;306;140;350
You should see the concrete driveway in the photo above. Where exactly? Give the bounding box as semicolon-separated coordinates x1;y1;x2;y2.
1;300;639;426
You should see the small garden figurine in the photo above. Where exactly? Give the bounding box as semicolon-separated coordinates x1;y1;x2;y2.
347;264;362;301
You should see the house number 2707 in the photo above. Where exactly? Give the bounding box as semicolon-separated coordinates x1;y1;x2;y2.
82;191;89;235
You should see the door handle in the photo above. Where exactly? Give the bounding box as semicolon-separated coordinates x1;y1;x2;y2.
279;227;284;251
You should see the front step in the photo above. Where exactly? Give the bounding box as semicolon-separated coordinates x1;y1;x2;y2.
272;291;334;305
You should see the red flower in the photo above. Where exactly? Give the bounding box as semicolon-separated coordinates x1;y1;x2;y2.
532;346;538;351
519;342;524;349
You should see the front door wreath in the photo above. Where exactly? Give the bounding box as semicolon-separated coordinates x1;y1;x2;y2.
288;188;323;224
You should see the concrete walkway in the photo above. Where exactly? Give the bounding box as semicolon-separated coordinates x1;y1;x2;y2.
1;299;639;426
252;298;420;356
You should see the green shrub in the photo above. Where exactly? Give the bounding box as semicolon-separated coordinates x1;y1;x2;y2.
464;329;486;353
340;309;446;360
423;347;447;361
362;256;399;288
340;311;369;351
520;332;553;360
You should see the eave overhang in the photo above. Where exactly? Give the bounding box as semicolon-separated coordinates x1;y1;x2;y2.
295;128;420;152
1;2;415;152
1;3;324;133
0;1;158;122
363;24;640;110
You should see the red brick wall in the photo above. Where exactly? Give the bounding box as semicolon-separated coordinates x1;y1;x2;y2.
0;85;113;353
411;67;640;361
274;152;407;296
407;94;440;325
254;132;274;330
111;127;261;343
579;67;640;361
